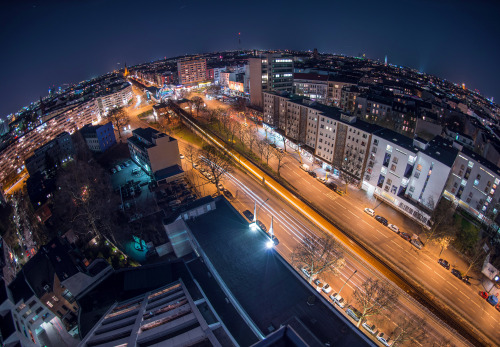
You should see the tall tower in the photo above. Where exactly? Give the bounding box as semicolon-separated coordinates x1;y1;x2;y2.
384;55;388;66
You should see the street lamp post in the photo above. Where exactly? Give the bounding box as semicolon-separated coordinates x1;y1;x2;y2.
338;270;357;296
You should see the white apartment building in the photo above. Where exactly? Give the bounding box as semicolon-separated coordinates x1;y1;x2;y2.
444;147;500;225
363;132;457;225
96;82;133;115
0;100;98;184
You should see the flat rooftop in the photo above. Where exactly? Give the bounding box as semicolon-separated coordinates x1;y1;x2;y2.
187;197;371;346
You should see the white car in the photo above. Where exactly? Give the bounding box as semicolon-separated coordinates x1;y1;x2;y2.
322;283;332;294
299;164;309;171
377;334;391;347
301;267;311;278
316;176;327;183
364;208;375;217
329;293;345;308
387;224;399;233
362;322;377;335
179;154;185;159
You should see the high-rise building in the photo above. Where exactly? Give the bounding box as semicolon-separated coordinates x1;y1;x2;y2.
249;54;294;108
177;58;207;85
24;131;74;176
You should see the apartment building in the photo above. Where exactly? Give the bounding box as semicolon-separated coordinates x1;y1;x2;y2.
0;100;98;184
24;131;74;176
363;132;457;225
95;82;133;115
128;127;183;182
340;85;361;113
327;77;357;106
177;58;207;85
444;147;500;225
80;122;116;153
354;93;393;123
249;54;294;108
79;280;225;347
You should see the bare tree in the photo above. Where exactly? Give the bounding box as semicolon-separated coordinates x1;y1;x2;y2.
184;144;200;169
422;198;457;245
273;148;287;176
191;96;204;117
352;278;398;327
262;139;273;165
199;145;233;194
256;139;267;161
53;159;119;243
291;234;345;284
463;241;488;277
434;235;455;257
246;127;258;153
106;107;130;141
391;313;428;346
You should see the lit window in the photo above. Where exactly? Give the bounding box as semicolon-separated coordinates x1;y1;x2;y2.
46;301;53;308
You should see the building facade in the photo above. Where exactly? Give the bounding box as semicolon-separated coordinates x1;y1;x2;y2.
96;83;133;115
293;73;328;102
80;122;116;153
177;58;207;85
24;131;74;176
128;127;183;180
249;54;294;108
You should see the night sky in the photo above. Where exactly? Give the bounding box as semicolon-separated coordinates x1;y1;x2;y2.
1;0;499;117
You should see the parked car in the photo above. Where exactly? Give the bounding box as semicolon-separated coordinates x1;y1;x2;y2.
299;163;310;171
269;143;277;148
223;189;234;199
375;215;388;226
327;182;337;191
316;176;327;183
479;291;489;299
451;269;463;280
256;220;267;232
277;148;284;153
124;161;130;167
346;307;360;322
115;165;122;172
487;294;499;306
243;210;254;221
217;183;224;191
335;189;345;196
377;333;391;347
387;224;399;233
322;284;332;294
301;267;311;278
269;234;279;246
179;154;185;159
438;258;450;270
313;279;322;286
364;208;375;217
362;322;377;335
462;276;472;285
110;168;117;174
330;293;345;308
410;239;423;249
308;171;317;178
399;232;411;241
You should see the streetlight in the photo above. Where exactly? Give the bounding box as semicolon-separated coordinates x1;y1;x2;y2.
338;270;357;296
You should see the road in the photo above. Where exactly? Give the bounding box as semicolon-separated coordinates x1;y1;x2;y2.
188;92;500;345
125;88;487;345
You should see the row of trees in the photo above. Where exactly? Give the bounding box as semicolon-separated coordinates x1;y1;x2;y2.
291;233;428;345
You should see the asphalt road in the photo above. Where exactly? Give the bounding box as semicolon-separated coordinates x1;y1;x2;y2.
126;89;494;345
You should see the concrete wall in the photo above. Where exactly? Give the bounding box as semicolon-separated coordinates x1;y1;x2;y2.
147;137;182;173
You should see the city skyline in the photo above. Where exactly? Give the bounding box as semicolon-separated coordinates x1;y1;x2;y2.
1;0;499;117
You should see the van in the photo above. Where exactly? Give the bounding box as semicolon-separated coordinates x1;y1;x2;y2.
299;163;310;171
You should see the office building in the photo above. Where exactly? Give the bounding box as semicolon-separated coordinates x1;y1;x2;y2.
293;73;329;102
128;127;183;182
177;58;207;85
24;131;74;176
249;54;294;108
80;122;116;152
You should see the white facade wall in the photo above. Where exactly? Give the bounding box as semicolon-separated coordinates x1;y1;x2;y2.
407;152;451;209
96;84;133;115
305;109;319;148
444;152;500;222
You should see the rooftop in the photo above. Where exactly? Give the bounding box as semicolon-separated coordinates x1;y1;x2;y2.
372;128;420;153
153;164;184;181
422;136;459;167
186;197;371;346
